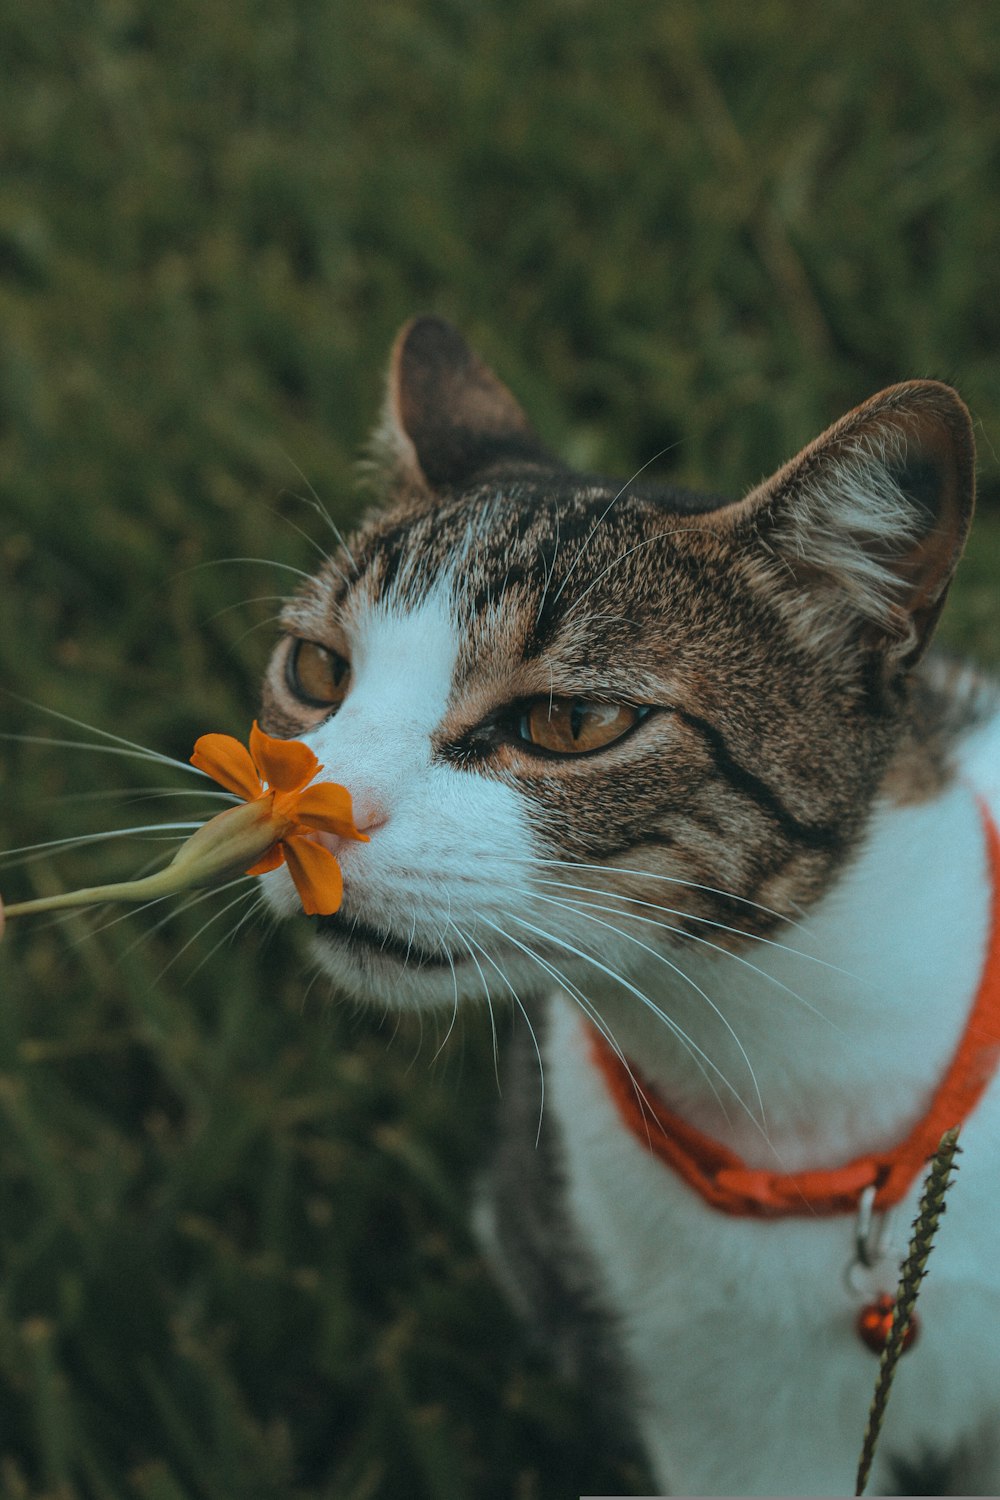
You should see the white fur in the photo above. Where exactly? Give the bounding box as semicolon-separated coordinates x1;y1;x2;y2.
767;432;926;656
546;705;1000;1495
263;577;1000;1491
261;584;539;1009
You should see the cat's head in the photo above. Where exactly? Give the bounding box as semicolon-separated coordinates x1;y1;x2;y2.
259;317;974;1008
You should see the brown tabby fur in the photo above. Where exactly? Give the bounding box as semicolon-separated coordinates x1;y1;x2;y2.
264;318;976;953
256;318;994;1494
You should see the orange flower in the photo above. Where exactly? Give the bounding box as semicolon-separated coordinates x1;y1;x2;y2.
189;721;367;916
0;724;365;935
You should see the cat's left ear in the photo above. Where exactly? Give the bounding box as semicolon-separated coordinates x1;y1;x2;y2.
735;381;975;668
374;316;558;490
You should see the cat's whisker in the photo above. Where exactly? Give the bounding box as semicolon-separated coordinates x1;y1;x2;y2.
0;822;205;871
516;890;767;1128
399;1003;424;1071
547;444;680;612
276;508;346;581
448;922;502;1088
206;595;290;624
476;914;608;1054
497;908;759;1131
5;888;138;941
185;887;268;983
404;910;420;967
104;888;206;951
297;963;325;1018
0;731;207;779
531;873;865;990
460;922;549;1138
231;615;289;648
533;512;562;632
117;875;255;959
538;886;840;1029
560;527;706;626
277;451;359;575
482;906;728;1122
50;870;249;955
533;857;806;931
2;697;211;777
473;912;675;1142
431;922;463;1063
441;958;462;1062
47;787;235;807
530;885;770;1065
79;889;177;942
151;879;258;984
177;556;315;583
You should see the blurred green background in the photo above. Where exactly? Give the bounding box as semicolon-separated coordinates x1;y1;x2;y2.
1;3;999;1496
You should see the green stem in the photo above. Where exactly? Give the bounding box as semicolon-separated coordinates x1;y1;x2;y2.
2;871;181;918
2;798;281;926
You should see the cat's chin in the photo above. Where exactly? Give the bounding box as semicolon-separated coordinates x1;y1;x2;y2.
258;867;493;1009
307;921;483;1009
314;909;457;970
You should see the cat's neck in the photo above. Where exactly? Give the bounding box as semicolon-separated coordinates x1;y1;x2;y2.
565;747;999;1175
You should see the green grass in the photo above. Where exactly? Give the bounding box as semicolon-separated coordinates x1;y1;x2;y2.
1;3;999;1496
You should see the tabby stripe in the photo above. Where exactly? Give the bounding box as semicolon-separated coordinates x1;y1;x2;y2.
668;707;843;851
576;815;718;867
547;826;783;930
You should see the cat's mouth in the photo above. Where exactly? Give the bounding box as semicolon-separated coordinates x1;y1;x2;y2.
313;909;460;969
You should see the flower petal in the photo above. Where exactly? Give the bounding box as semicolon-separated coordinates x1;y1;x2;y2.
190;734;263;801
292;782;369;841
282;835;344;916
245;844;286;877
250;720;320;793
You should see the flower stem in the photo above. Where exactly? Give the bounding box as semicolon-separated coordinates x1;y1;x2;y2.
1;798;283;930
2;875;181;919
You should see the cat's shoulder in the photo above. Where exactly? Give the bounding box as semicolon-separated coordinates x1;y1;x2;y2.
921;651;1000;804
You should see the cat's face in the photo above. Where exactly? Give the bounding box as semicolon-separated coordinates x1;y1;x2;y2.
258;318;974;1009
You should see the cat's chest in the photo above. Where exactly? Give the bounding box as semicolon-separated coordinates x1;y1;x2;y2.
545;991;905;1329
544;990;1000;1494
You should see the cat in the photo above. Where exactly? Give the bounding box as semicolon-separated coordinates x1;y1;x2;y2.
257;315;1000;1496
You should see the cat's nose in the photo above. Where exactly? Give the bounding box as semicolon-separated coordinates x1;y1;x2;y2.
311;791;387;857
349;791;389;836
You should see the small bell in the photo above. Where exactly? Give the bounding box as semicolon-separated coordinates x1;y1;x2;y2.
857;1293;919;1355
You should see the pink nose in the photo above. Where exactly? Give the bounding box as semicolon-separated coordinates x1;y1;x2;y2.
312;792;386;857
350;793;388;835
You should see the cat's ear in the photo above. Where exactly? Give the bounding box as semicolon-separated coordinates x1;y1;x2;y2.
735;381;975;667
374;316;556;490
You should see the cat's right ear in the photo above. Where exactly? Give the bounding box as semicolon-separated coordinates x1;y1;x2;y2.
373;317;556;491
725;380;976;669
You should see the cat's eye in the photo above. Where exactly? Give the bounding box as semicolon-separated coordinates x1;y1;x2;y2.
286;638;351;709
518;698;643;755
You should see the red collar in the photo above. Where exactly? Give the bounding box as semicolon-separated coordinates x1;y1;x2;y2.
587;802;1000;1218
